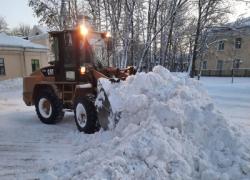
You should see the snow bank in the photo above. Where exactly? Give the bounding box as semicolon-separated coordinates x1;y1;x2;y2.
49;66;250;180
0;78;22;91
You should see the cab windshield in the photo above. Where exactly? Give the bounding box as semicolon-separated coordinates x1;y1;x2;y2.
79;38;107;69
79;40;94;64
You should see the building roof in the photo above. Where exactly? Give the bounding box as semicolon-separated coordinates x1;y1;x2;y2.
209;17;250;34
0;33;48;50
28;33;48;41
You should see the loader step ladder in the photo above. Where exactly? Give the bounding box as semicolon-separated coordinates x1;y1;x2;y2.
62;83;75;107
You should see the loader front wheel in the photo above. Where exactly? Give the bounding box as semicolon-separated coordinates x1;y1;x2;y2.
35;89;64;124
74;97;99;133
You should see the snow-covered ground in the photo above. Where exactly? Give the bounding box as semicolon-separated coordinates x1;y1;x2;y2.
0;79;79;179
0;69;249;180
201;77;250;138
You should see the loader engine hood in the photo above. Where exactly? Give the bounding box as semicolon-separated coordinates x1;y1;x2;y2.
40;66;55;77
29;66;55;79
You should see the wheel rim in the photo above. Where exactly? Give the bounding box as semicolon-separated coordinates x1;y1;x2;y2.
76;103;87;128
38;98;52;118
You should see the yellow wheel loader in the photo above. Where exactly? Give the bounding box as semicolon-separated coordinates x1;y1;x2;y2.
23;24;135;133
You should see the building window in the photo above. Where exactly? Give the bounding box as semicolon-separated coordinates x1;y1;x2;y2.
31;59;40;72
202;61;207;69
233;59;241;69
0;58;5;75
217;60;223;70
235;38;242;49
218;41;224;50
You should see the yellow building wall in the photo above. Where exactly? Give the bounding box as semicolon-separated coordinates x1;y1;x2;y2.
0;48;48;81
31;38;49;47
197;29;250;71
24;50;49;76
0;50;23;80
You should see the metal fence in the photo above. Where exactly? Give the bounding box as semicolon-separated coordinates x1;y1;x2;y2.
198;69;250;77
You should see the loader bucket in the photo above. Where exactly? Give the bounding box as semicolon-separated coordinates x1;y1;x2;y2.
95;80;121;130
96;87;110;130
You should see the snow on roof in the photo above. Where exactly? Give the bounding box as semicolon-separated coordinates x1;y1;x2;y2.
232;17;250;28
0;33;48;50
208;17;250;34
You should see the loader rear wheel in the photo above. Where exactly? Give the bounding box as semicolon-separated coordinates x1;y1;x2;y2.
35;89;64;124
74;97;99;133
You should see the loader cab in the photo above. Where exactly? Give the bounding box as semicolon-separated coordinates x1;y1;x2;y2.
50;27;111;82
50;29;91;82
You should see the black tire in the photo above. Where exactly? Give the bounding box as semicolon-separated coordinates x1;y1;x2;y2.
74;97;99;133
35;89;64;124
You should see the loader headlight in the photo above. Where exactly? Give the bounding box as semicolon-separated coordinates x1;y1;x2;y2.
80;66;86;75
106;32;111;38
80;25;88;36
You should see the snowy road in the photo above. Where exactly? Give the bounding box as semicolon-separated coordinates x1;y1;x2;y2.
0;76;249;179
0;79;82;179
0;112;76;179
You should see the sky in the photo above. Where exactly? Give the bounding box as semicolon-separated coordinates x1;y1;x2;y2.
229;1;250;22
0;0;249;29
0;0;39;28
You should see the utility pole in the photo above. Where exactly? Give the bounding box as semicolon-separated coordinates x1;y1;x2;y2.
60;0;68;30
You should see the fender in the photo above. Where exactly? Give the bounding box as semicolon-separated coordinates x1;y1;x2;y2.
74;83;95;101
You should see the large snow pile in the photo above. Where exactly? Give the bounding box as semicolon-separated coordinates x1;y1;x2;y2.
49;66;250;180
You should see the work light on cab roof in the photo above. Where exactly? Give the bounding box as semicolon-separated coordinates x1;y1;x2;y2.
80;24;88;36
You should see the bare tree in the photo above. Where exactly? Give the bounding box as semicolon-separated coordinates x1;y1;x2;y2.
138;0;188;72
29;0;61;30
29;0;233;74
11;24;31;36
189;0;229;77
0;16;8;33
29;0;80;30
